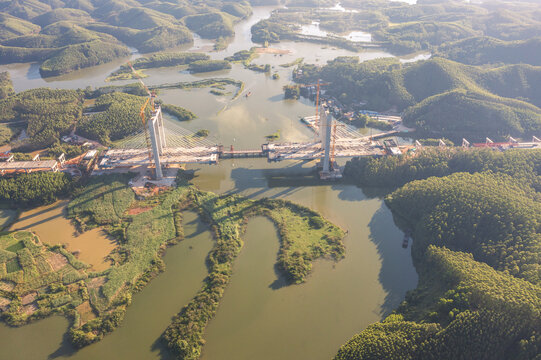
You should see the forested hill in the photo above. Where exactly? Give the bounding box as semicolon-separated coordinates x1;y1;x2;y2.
296;57;541;141
252;0;541;65
335;246;541;360
437;36;541;66
337;149;541;359
0;76;194;149
0;0;254;76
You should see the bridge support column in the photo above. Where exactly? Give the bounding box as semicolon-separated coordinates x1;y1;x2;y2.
157;107;167;152
318;108;342;180
148;110;163;180
321;109;332;173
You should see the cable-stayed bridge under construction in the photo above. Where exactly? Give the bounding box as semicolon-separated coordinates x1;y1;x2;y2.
96;105;541;181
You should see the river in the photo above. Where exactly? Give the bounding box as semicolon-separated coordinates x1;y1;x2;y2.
0;211;214;360
0;5;419;360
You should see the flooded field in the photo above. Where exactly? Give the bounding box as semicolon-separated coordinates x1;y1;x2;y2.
10;201;116;272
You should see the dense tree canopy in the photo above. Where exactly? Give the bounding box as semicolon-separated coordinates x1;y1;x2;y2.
338;147;541;359
0;87;83;149
77;92;147;144
0;172;73;207
344;148;541;190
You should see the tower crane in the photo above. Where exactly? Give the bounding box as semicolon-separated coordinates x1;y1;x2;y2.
298;79;330;136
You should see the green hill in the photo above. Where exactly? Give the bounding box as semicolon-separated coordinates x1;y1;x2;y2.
297;57;541;141
0;87;82;149
183;11;236;39
335;246;541;360
480;8;541;41
32;8;92;27
143;2;197;18
437;36;541;66
0;44;57;63
105;7;177;30
39;40;130;77
0;13;40;41
478;64;541;108
86;23;192;53
402;89;541;140
0;0;51;20
387;172;541;284
91;0;142;18
0;0;247;74
3;23;114;48
336;166;541;360
373;21;480;54
63;0;94;13
221;2;252;18
77;92;148;144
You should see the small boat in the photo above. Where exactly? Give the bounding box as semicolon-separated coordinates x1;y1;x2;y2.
245;91;252;98
402;233;410;248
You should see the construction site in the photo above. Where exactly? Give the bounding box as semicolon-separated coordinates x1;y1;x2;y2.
1;68;540;182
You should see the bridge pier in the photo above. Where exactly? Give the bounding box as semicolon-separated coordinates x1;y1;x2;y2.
148;107;164;179
319;108;342;180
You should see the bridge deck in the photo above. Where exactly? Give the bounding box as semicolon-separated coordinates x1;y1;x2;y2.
266;139;385;161
100;147;219;168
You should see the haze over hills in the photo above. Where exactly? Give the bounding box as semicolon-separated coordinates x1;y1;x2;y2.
0;0;255;76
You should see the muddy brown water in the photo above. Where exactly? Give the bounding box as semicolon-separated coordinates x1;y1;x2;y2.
10;200;116;272
0;210;214;360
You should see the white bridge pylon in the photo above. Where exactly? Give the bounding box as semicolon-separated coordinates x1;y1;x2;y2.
266;107;391;163
99;106;219;178
148;106;165;179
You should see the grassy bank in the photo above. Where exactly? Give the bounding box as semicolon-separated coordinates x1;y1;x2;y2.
150;78;245;100
106;52;209;81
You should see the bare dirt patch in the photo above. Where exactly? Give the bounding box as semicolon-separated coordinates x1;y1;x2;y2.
23;303;37;315
127;206;154;215
66;283;79;292
0;297;11;311
21;292;37;305
255;47;291;54
87;276;106;290
76;301;96;325
0;280;15;291
47;252;68;271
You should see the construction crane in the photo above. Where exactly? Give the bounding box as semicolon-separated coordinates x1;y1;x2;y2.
298;80;330;136
127;61;157;178
299;79;330;124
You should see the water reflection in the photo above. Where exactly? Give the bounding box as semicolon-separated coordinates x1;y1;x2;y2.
368;205;417;316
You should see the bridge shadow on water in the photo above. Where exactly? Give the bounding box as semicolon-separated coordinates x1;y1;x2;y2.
200;160;353;200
